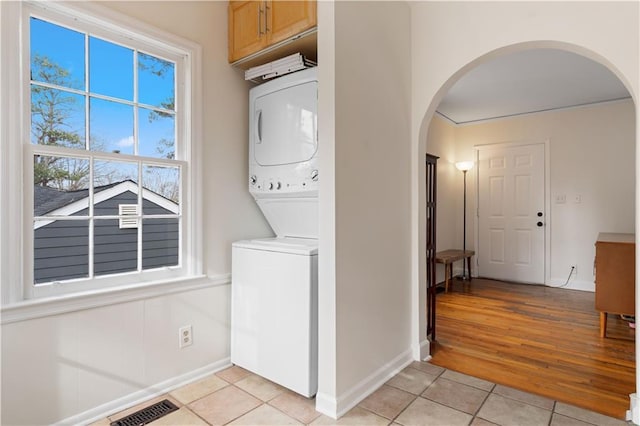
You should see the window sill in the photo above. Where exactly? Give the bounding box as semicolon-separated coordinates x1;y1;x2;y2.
0;273;230;325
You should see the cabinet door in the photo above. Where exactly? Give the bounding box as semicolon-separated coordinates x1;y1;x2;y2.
228;1;267;62
266;0;317;46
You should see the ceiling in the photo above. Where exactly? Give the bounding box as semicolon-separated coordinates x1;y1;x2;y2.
436;48;631;125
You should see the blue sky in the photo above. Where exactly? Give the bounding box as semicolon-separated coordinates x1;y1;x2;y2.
30;17;175;160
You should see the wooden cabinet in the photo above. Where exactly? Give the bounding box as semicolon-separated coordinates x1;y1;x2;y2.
228;1;265;63
228;0;317;64
268;1;316;45
594;232;635;337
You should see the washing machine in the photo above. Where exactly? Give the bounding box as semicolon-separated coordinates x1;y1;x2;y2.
231;67;319;397
231;237;318;397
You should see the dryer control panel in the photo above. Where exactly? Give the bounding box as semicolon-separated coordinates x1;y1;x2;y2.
249;164;318;196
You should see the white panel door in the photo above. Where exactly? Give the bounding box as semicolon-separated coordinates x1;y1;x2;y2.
478;143;545;284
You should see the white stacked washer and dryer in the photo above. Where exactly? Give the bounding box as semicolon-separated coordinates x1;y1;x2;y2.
231;67;318;398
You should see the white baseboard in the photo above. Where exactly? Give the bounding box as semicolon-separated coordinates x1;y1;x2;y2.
315;347;414;419
628;393;638;423
451;266;474;279
315;391;338;419
57;358;232;426
546;278;594;292
450;265;595;293
412;338;430;361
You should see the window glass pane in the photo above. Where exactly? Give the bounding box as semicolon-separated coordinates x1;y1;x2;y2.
34;219;89;284
27;14;189;290
34;155;90;218
142;218;179;270
139;107;175;159
93;160;139;216
89;37;133;100
94;219;138;276
90;98;134;154
138;52;174;109
142;165;179;214
30;17;84;90
31;86;85;148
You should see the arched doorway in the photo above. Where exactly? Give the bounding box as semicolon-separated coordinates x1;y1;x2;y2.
415;42;637;419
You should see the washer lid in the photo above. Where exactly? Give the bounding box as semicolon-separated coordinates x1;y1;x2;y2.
232;237;318;255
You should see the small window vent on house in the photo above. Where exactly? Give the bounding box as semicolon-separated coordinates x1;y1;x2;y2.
119;204;139;229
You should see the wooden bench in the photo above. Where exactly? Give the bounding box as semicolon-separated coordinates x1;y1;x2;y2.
435;249;475;292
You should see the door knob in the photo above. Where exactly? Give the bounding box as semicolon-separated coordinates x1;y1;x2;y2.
537;221;544;227
537;212;543;217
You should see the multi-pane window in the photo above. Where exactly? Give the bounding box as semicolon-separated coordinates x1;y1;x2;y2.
29;13;185;290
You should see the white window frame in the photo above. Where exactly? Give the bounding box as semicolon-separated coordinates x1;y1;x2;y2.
0;0;203;305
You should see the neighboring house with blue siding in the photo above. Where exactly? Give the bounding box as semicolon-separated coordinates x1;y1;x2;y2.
34;180;179;284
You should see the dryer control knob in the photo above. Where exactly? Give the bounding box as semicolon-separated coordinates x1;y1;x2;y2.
250;175;257;185
268;182;274;190
276;182;282;190
311;170;319;181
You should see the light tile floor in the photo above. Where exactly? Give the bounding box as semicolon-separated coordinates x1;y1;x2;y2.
92;362;629;426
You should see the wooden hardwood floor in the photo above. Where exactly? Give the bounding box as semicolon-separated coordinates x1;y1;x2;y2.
429;278;635;420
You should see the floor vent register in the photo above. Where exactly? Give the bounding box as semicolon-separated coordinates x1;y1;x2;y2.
110;399;179;426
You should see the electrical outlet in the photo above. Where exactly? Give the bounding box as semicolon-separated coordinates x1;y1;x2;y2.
179;325;193;348
571;264;578;275
555;195;566;204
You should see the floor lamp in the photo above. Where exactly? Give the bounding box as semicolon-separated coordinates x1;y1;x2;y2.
456;161;474;280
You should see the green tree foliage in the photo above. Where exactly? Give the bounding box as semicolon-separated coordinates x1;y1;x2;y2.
140;52;176;160
31;54;88;190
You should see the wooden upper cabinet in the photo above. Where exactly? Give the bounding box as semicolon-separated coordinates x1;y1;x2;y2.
228;0;317;64
228;1;267;63
267;1;316;46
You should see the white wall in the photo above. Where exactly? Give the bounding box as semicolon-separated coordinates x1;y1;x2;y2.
2;286;231;425
410;0;639;419
450;100;635;289
1;2;271;424
316;0;338;411
316;0;413;417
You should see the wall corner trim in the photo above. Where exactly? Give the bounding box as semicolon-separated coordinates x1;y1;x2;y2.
412;339;431;361
319;347;414;419
628;393;638;424
315;392;338;419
